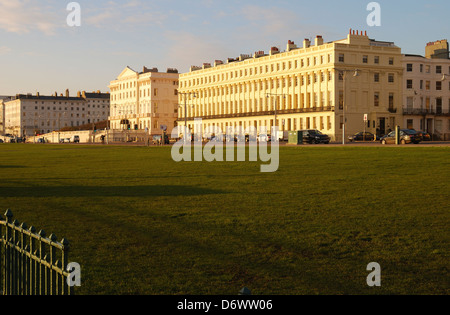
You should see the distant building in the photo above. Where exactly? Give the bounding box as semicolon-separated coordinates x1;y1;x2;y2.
402;39;450;140
0;96;12;135
4;90;110;137
177;30;404;141
108;66;179;135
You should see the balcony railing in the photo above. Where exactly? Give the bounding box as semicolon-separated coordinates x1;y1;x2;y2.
402;108;449;116
178;106;335;122
388;107;397;113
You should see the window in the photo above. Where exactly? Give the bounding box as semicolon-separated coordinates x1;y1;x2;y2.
389;93;394;109
374;92;379;107
374;73;380;83
339;54;344;62
374;56;379;64
420;80;423;90
407;64;413;72
389;57;394;65
339;91;344;110
420;64;423;73
363;55;368;63
388;73;395;83
407;119;414;129
426;65;430;73
154;88;158;96
436;66;442;74
426;81;430;90
436;98;442;114
407;80;413;89
436;81;442;91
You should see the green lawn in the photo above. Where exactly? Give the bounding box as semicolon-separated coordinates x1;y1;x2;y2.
0;144;448;295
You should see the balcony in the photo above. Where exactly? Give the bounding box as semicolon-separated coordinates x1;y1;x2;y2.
388;107;397;113
178;106;335;122
402;106;450;115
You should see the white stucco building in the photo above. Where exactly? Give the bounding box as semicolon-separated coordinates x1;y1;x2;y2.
402;40;450;140
109;66;179;135
4;90;110;137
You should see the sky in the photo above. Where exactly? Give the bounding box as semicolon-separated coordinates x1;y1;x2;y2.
0;0;449;96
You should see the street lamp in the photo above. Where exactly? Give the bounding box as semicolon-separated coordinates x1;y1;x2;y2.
336;69;360;145
178;92;197;142
266;93;287;135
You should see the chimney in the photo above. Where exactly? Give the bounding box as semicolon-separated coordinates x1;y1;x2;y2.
315;36;324;46
36;92;40;98
270;47;279;55
65;89;69;98
287;40;297;51
253;51;265;58
214;60;224;66
239;54;251;61
303;38;311;48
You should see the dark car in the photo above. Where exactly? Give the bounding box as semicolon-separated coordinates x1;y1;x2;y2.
301;130;330;144
380;129;422;145
0;139;3;143
416;131;431;141
348;132;378;142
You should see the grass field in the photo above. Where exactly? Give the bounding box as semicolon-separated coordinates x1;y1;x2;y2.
0;144;448;295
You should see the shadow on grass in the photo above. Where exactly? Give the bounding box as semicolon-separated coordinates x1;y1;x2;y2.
0;185;226;198
0;165;27;169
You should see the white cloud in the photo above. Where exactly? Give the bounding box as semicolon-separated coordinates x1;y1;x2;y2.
0;0;59;35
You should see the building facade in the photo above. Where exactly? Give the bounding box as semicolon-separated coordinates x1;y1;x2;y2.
402;40;450;140
177;30;404;141
109;66;179;135
0;96;12;135
4;90;110;137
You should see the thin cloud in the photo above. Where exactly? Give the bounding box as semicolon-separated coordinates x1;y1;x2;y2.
84;1;167;30
0;0;59;35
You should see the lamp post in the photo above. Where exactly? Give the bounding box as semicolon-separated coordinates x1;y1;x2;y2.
266;93;287;138
178;92;197;142
336;69;360;145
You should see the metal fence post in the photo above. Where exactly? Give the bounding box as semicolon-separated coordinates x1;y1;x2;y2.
1;210;72;296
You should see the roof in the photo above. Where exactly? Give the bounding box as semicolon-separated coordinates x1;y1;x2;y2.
13;94;85;101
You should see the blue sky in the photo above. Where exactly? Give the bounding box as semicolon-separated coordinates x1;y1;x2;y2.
0;0;449;95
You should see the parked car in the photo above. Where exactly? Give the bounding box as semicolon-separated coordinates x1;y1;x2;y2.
152;135;170;145
37;138;46;143
348;132;378;142
257;134;271;143
60;138;71;143
380;129;422;145
0;139;3;143
416;131;431;141
71;135;80;143
300;130;330;144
